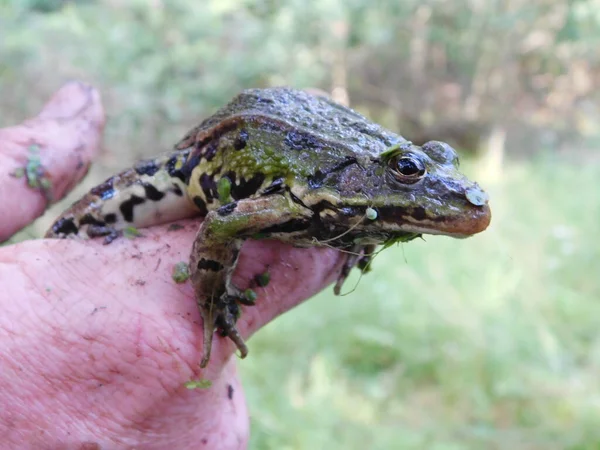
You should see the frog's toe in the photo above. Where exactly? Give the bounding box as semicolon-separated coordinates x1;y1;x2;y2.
225;283;244;299
199;296;249;368
225;283;258;306
199;306;217;368
85;224;121;244
215;300;249;359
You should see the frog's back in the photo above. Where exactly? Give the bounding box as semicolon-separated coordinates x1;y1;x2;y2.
179;88;410;213
176;88;404;160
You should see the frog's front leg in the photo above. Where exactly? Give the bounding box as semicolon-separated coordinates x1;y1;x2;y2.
190;194;313;368
333;244;376;295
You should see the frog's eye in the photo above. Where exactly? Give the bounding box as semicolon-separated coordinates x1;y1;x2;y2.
389;156;426;183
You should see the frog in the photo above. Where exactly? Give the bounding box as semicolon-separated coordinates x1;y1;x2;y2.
45;87;491;368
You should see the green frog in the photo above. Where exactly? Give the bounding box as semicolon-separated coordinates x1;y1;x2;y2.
46;87;491;367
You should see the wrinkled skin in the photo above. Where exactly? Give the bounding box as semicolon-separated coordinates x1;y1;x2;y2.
0;83;344;449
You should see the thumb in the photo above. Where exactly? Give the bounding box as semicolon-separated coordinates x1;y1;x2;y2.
0;81;105;241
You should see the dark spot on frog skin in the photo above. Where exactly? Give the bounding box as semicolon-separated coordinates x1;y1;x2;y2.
258;120;283;135
142;182;165;201
307;157;357;189
339;206;359;216
90;179;115;201
377;206;444;223
234;129;248;150
119;195;146;222
79;213;106;227
261;177;285;196
171;183;183;196
166;154;189;183
412;206;427;221
310;199;339;217
227;383;234;400
199;173;218;203
104;213;117;224
288;188;308;208
223;169;269;200
51;217;78;236
284;129;323;151
221;170;237;186
217;202;237;216
179;151;201;183
259;218;310;234
202;140;219;162
197;258;224;272
230;173;265;200
134;159;160;177
257;96;275;105
193;196;208;215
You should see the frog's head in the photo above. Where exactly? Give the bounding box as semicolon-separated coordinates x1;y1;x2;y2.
325;140;491;241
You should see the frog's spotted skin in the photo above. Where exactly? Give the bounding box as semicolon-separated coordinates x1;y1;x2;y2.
46;87;491;367
48;149;196;241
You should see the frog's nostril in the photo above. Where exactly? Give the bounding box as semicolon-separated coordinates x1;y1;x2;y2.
465;185;489;206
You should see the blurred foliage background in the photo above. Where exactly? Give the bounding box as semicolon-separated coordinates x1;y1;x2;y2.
2;0;600;448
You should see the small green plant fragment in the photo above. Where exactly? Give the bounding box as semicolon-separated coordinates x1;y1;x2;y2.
11;144;53;202
172;262;190;283
255;271;270;287
184;379;212;389
217;177;232;203
167;223;185;231
123;226;142;239
244;288;258;304
365;207;378;220
380;141;412;160
382;233;421;249
12;168;25;178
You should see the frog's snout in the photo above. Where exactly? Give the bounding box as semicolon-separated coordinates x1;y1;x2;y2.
463;184;491;235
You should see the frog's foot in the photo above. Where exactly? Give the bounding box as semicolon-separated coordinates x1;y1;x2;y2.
357;244;376;273
334;244;376;295
334;252;361;295
86;224;121;244
225;283;257;306
199;294;249;368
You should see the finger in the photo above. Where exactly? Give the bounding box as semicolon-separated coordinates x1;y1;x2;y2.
0;81;105;241
1;222;342;446
33;220;343;372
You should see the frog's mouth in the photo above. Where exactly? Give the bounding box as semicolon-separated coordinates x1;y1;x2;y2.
376;203;492;238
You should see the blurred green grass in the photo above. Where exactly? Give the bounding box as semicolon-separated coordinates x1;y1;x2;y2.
241;159;600;450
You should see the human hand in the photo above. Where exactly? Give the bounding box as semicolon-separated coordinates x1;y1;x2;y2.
0;83;344;449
